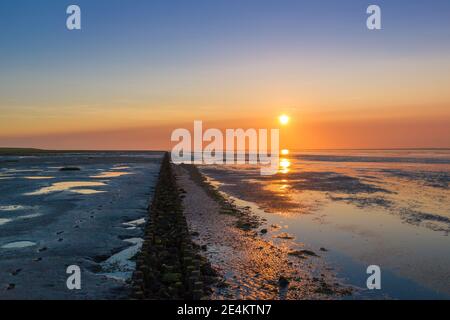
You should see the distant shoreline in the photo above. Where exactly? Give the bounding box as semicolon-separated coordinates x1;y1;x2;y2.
2;147;449;157
0;148;166;156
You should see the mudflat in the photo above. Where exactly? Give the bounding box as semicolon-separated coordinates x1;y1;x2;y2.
0;152;163;299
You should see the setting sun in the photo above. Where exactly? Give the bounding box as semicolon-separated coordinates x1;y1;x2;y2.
279;114;289;125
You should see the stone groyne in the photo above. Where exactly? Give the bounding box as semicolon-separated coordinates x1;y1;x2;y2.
131;153;215;299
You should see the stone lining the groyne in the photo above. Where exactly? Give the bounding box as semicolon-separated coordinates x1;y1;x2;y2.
131;153;215;299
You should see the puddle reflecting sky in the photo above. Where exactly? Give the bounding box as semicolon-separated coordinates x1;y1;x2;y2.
100;238;143;281
90;171;132;178
25;181;106;196
0;218;12;226
112;166;130;170
0;205;29;211
24;176;55;180
1;241;36;249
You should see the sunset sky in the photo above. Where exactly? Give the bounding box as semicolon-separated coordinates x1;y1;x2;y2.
1;0;450;150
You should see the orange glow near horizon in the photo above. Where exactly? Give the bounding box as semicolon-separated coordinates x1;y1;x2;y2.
1;69;450;150
1;114;450;150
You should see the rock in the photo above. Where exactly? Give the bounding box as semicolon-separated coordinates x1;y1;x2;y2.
11;269;22;276
275;232;295;240
92;255;109;263
288;249;318;257
314;281;335;295
162;272;182;284
278;276;290;287
59;167;81;171
320;247;328;252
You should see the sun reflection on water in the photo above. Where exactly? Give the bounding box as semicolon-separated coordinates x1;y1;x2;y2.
279;158;291;174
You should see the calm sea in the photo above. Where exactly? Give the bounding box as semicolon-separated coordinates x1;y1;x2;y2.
200;149;450;299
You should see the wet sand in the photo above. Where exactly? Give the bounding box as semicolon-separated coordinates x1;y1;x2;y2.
174;164;351;300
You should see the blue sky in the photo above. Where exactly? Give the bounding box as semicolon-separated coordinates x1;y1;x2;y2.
1;0;449;72
0;1;449;149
